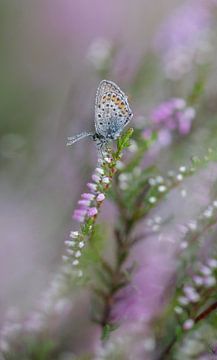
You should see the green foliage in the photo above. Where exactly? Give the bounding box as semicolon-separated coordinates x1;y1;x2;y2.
3;337;55;360
116;128;134;155
101;324;118;342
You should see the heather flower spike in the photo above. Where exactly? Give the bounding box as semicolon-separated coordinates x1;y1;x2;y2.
64;128;134;277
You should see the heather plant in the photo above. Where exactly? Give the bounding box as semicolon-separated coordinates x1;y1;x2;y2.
2;1;217;360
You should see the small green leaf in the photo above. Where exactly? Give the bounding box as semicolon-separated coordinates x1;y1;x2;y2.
101;323;118;341
116;128;134;154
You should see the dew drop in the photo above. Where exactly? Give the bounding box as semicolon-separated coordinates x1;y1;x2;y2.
158;185;166;192
179;166;186;173
149;196;157;204
181;189;187;197
156;176;164;184
203;208;213;218
72;260;79;266
149;178;156;186
188;221;197;231
177;174;183;181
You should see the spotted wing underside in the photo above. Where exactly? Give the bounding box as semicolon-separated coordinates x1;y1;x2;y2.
94;80;133;139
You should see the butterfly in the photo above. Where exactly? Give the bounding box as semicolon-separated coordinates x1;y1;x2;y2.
67;80;133;151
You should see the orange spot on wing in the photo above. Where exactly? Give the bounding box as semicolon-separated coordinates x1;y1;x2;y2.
119;103;126;110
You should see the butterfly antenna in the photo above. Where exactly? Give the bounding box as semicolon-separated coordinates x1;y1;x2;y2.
66;132;94;146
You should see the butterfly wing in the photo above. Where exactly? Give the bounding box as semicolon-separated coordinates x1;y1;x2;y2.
94;80;133;140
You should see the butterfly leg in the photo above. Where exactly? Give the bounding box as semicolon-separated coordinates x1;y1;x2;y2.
66;132;94;146
92;136;105;158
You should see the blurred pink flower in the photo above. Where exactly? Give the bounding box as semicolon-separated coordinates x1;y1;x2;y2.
151;98;195;137
183;318;194;330
155;0;214;79
111;240;175;324
87;207;98;217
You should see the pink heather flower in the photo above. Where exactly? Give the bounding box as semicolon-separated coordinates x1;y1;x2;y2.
111;241;175;324
66;248;74;255
207;258;217;268
178;296;189;306
87;183;97;191
203;276;216;287
102;177;110;184
73;209;87;216
193;275;204;286
183;285;195;295
183;319;194;330
158;129;172;147
65;240;75;246
87;207;98;217
70;231;79;238
78;199;91;207
81;193;95;200
72;213;85;222
151;98;195;138
96;193;105;202
92;174;101;183
95;167;104;175
178;116;192;135
173;98;186;109
151;103;173;123
200;265;212;276
72;208;87;222
186;291;200;303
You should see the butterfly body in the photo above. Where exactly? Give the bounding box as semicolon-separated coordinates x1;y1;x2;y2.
67;80;133;150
